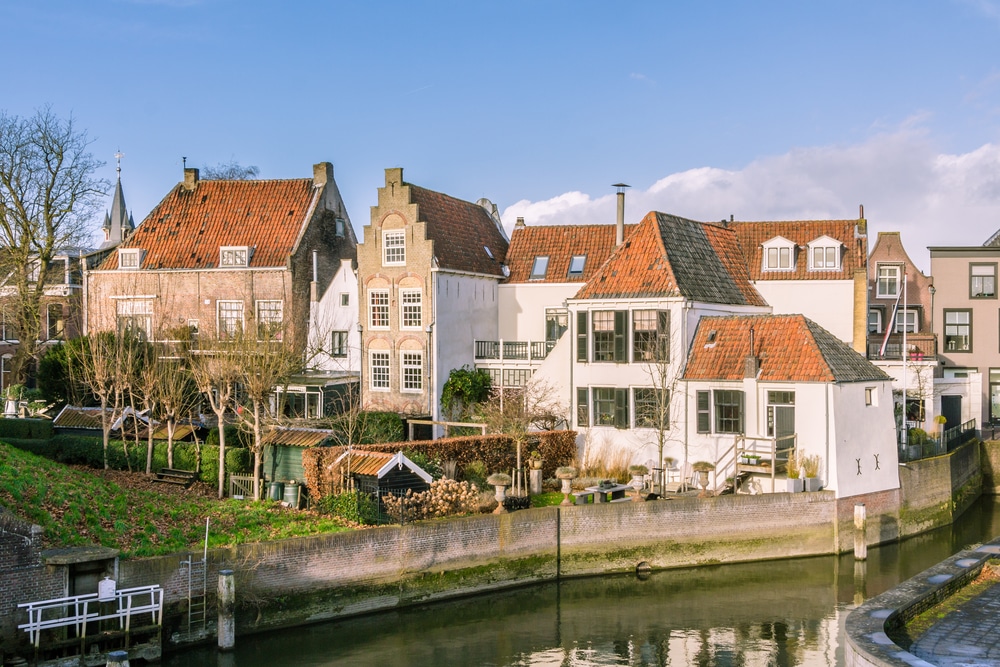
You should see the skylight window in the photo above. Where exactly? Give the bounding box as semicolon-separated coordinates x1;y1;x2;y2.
568;255;586;276
530;256;549;280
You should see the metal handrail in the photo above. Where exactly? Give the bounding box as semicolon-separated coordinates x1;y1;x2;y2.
18;585;163;648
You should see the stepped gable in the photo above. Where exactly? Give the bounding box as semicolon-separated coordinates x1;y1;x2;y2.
576;211;766;306
408;185;509;277
97;178;318;270
504;223;637;283
684;314;890;382
731;219;864;281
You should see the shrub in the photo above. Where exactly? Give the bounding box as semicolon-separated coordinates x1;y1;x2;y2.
801;454;822;479
315;491;380;525
403;449;443;479
908;428;930;446
207;425;252;449
0;418;54;441
382;479;479;522
461;460;488;489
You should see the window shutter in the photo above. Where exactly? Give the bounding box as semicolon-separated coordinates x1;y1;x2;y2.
576;311;588;362
577;387;589;427
615;388;628;428
697;390;710;433
614;310;627;362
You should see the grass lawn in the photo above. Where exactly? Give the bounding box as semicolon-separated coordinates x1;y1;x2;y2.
0;442;351;558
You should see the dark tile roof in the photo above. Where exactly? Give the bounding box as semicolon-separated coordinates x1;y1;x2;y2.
576;212;767;306
408;185;509;277
504;223;637;283
730;220;866;281
684;314;890;383
97;178;319;270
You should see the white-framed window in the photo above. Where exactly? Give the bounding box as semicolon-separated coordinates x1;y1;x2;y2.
217;300;244;339
331;331;348;358
118;249;142;270
876;265;900;298
868;309;882;334
894;308;917;334
117;299;153;340
220;246;250;267
383;230;405;265
401;351;423;392
530;256;549;280
761;237;795;271
255;300;283;339
370;351;390;390
808;237;841;270
369;290;390;329
400;289;422;329
340;292;350;307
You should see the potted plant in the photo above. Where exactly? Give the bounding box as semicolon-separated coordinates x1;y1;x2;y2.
692;461;715;495
785;450;803;492
802;455;822;492
555;466;577;506
487;472;511;513
528;450;543;470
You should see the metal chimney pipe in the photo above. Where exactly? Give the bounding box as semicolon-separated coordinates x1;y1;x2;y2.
613;183;630;246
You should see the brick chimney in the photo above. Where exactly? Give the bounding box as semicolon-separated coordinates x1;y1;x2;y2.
313;162;333;187
183;168;199;191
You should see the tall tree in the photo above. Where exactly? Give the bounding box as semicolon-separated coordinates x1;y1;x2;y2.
0;108;108;384
190;343;240;499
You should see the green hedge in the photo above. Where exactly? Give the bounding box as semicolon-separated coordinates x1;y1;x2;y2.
0;418;54;441
206;424;253;449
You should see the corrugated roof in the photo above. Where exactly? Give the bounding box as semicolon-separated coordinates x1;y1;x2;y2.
731;220;865;281
97;177;319;270
262;427;333;448
53;406;105;430
504;223;637;283
333;449;395;477
683;314;890;383
576;212;767;306
408;185;509;277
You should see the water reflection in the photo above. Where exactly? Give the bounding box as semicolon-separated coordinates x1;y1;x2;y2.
164;497;1000;667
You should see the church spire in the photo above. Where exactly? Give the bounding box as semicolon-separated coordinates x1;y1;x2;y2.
100;150;135;249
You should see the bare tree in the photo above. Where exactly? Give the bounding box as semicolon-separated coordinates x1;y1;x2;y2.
154;356;201;469
190;343;240;499
201;160;260;180
0;108;108;384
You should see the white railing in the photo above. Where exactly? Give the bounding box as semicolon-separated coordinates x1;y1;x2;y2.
18;585;163;649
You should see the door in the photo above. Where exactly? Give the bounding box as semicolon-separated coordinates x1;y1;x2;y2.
941;395;962;433
767;391;795;457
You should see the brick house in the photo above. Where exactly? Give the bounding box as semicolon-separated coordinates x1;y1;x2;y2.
356;168;508;426
85;162;357;416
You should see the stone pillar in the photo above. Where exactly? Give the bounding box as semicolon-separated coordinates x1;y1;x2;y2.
854;503;867;560
218;569;235;650
106;650;130;667
529;468;543;495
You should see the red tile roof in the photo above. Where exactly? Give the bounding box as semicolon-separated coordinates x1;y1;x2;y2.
684;314;889;383
97;178;320;270
576;212;767;306
730;220;866;281
504;223;637;283
409;185;509;277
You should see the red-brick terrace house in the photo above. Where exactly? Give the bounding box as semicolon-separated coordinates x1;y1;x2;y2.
85;163;357;410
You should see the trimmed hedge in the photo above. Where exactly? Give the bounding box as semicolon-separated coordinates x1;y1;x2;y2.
0;418;54;441
301;430;577;500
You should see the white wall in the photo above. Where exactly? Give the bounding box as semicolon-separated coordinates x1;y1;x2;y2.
309;259;359;375
754;280;855;343
830;381;900;497
432;271;501;421
498;283;580;340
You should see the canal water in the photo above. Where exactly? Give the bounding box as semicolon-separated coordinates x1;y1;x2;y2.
165;497;1000;667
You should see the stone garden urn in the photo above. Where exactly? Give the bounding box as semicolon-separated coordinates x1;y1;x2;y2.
628;464;649;501
555;466;577;506
487;473;512;514
692;462;715;497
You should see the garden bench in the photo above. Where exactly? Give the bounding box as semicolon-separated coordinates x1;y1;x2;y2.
153;468;198;487
574;491;595;505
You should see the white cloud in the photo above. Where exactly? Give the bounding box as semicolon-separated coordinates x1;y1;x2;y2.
500;130;1000;273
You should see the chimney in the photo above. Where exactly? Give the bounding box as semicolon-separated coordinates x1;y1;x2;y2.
613;183;630;246
743;326;760;378
183;168;199;191
515;217;525;228
313;162;333;187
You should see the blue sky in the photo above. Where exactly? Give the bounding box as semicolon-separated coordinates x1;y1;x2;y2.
3;0;1000;271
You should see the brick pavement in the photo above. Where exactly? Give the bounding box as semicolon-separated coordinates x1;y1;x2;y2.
911;581;1000;667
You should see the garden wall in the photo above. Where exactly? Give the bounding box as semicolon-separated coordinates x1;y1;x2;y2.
0;513;65;645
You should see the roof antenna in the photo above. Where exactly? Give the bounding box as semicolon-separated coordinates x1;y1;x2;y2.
183;156;187;169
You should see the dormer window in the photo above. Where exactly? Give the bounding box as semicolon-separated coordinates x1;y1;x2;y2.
807;236;842;270
220;246;249;267
530;256;549;280
568;255;586;276
118;249;142;270
761;237;795;271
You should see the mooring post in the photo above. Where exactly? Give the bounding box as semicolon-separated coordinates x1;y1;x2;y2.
854;503;867;560
106;650;130;667
218;569;235;651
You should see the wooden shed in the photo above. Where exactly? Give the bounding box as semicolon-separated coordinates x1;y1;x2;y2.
331;449;432;497
262;427;334;483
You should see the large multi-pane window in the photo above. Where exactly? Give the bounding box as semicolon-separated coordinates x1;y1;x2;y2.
632;310;669;362
256;300;283;339
592;387;628;428
592;310;626;362
118;299;153;340
370;352;390;390
369;290;390;329
944;309;971;352
876;265;900;298
401;351;423;392
714;390;745;434
633;388;666;428
217;300;243;339
1;312;18;341
971;264;997;298
383;230;405;265
400;289;422;329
